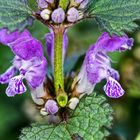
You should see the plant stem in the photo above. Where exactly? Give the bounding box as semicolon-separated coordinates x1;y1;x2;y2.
53;27;64;92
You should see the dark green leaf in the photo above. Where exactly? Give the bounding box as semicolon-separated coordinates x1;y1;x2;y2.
86;0;140;35
20;93;113;140
0;0;33;31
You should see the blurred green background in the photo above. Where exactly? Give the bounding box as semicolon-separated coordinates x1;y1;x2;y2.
0;19;140;140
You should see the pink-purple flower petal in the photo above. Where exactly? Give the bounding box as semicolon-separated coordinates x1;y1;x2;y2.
25;58;47;88
6;75;27;97
0;66;16;84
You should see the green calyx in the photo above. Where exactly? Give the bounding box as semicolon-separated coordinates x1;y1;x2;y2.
57;89;68;107
59;0;70;11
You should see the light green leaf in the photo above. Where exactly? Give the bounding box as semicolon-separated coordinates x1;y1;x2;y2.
0;0;33;31
87;0;140;35
20;93;113;140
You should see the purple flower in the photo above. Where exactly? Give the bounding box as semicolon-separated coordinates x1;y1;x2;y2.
45;100;59;115
51;8;65;24
46;31;68;67
0;29;47;97
95;32;134;52
76;32;133;98
0;29;31;45
9;37;44;60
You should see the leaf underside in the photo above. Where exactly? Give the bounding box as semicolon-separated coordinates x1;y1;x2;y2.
0;0;33;31
86;0;140;35
20;93;113;140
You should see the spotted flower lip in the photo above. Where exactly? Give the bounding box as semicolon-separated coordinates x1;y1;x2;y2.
0;29;47;97
76;32;134;98
6;75;27;97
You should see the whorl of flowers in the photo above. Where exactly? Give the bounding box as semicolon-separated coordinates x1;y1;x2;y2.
0;0;134;118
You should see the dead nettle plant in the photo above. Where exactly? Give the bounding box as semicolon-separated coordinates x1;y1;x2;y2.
0;0;139;140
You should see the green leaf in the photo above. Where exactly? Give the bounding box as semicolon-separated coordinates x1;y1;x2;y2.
20;93;113;140
87;0;140;35
0;0;33;31
136;132;140;140
20;124;72;140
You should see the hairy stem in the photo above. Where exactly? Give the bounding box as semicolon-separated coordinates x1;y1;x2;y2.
53;27;64;92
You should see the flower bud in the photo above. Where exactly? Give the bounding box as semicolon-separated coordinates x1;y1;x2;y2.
40;108;48;116
51;8;65;23
40;9;51;20
79;0;88;9
69;97;79;110
46;0;54;4
45;100;59;115
67;7;79;23
37;0;48;8
74;0;83;4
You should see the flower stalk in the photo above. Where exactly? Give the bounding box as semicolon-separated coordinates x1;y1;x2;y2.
53;26;68;107
53;26;65;92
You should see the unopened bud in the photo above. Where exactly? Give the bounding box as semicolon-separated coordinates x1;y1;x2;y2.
74;0;83;4
45;100;59;115
79;0;88;9
67;7;79;23
46;0;54;4
40;108;48;116
37;0;48;8
40;9;51;20
69;97;79;110
51;8;65;23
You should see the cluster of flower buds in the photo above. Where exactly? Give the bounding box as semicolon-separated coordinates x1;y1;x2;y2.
37;0;88;24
